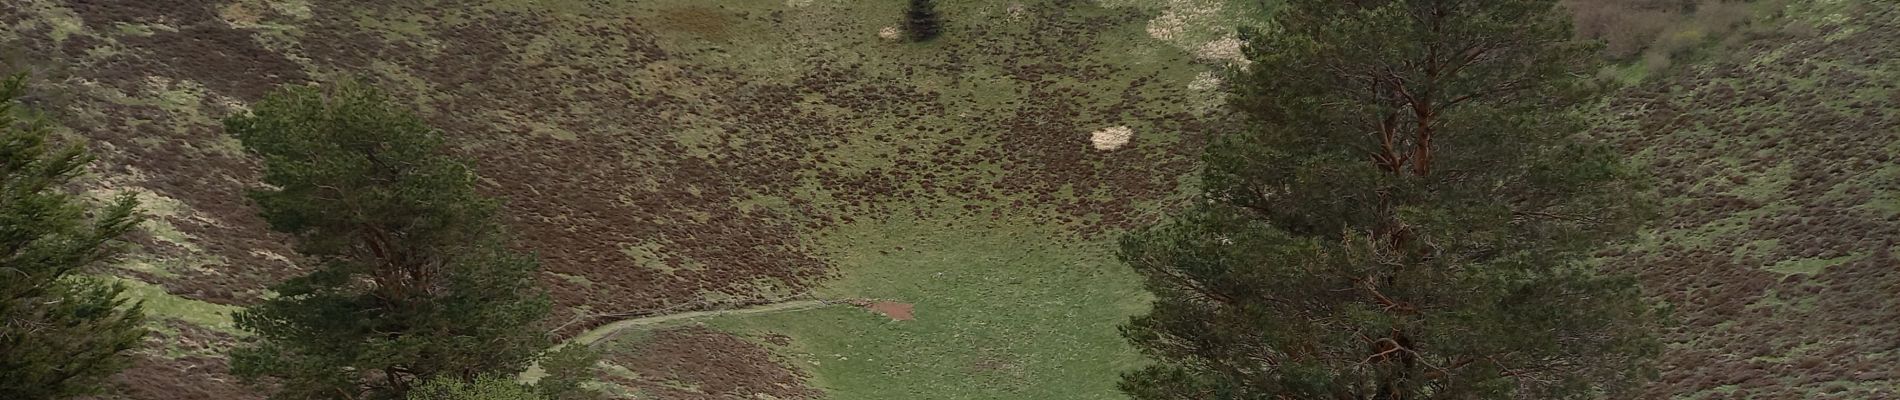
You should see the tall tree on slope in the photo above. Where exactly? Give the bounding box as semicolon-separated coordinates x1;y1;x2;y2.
0;74;147;400
1117;0;1662;399
226;81;551;400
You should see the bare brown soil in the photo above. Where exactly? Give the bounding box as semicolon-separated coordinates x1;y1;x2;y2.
866;301;915;321
601;326;823;399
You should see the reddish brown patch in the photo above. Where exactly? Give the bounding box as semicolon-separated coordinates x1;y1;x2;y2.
866;301;915;321
602;327;821;400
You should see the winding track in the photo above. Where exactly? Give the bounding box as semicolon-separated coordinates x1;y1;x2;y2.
518;299;836;383
568;300;834;345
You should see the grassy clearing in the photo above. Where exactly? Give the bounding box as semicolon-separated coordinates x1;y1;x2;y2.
702;211;1149;400
107;276;242;335
499;0;1238;397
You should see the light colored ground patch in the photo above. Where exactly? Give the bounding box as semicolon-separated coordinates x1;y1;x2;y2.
1188;70;1223;91
264;0;315;20
220;2;266;26
1140;0;1230;42
1006;2;1029;22
83;186;210;255
109;276;243;335
618;241;676;273
1764;253;1862;275
9;0;91;43
785;0;814;8
878;26;901;41
1090;125;1133;150
85;184;188;217
1103;0;1258;69
1196;35;1250;68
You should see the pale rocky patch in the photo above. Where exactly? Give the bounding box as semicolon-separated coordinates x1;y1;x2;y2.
878;26;901;40
1185;71;1226;114
1188;71;1222;91
267;0;314;19
1131;0;1252;69
1142;0;1224;42
1091;126;1134;150
220;3;263;26
1197;36;1251;68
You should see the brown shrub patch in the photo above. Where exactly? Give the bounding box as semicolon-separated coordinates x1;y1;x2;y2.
603;327;822;400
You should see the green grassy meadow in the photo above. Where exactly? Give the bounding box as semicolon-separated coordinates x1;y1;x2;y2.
699;212;1151;399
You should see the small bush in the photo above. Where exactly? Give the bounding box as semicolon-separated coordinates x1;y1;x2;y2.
905;0;943;42
535;345;603;400
407;376;540;400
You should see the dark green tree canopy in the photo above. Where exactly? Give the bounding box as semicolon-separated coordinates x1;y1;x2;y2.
0;74;147;400
906;0;944;42
227;81;552;400
1119;0;1661;399
405;376;543;400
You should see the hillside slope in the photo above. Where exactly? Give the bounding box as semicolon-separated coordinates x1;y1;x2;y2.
1595;1;1900;398
2;0;1897;399
3;0;1232;398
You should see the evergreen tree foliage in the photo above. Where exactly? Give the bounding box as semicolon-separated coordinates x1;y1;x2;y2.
1117;0;1663;398
406;376;541;400
533;345;603;400
905;0;943;42
226;81;552;400
0;73;147;400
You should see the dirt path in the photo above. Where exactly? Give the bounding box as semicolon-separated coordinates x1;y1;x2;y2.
569;299;833;345
519;299;835;383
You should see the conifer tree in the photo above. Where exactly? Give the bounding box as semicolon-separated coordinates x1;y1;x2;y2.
405;376;541;400
0;73;148;400
1117;0;1662;398
227;81;552;400
906;0;944;42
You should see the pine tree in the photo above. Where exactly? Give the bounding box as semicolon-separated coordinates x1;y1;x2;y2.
1117;0;1662;399
532;345;603;400
905;0;943;42
226;81;552;400
0;73;148;400
406;376;541;400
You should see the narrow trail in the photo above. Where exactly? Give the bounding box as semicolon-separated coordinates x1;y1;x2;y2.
568;299;834;346
518;299;837;383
